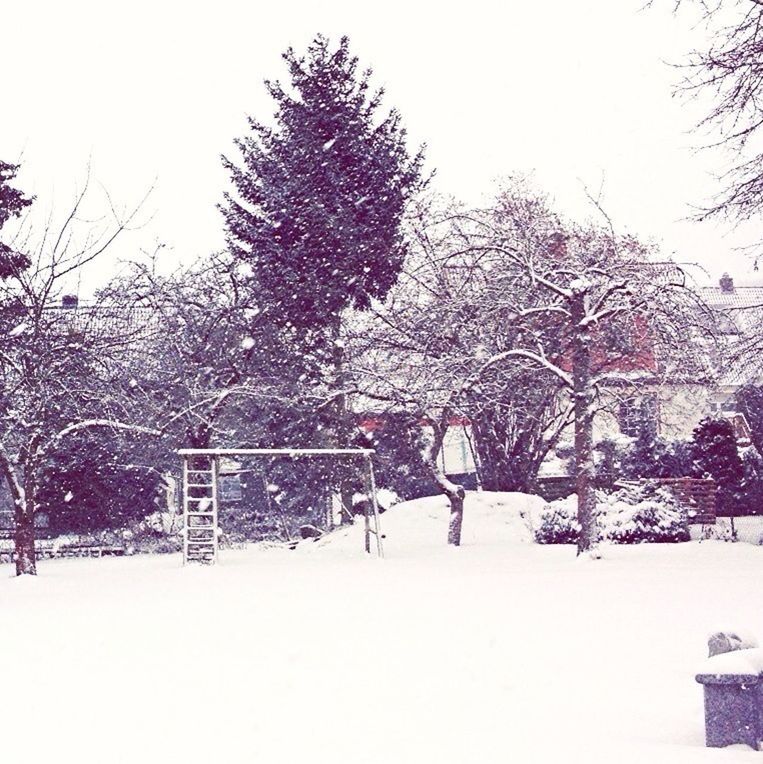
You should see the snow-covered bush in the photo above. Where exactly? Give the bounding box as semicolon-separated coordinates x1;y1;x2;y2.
114;511;183;555
534;484;689;544
599;485;689;544
533;495;580;544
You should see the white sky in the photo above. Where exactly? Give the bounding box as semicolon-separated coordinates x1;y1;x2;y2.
3;0;760;290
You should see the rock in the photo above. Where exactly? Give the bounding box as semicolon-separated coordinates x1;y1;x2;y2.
708;631;759;657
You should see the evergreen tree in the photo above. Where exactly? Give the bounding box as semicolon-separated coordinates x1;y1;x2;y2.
735;385;763;455
0;161;32;277
220;36;425;522
221;34;425;337
690;417;744;515
739;448;763;516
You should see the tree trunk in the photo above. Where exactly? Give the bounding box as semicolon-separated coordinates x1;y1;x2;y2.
14;476;37;576
447;485;466;546
14;508;36;576
330;323;357;527
571;293;598;555
423;418;466;546
0;456;36;575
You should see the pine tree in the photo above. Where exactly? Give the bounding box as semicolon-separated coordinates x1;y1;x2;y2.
221;34;425;336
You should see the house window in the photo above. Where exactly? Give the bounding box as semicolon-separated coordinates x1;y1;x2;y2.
618;394;659;438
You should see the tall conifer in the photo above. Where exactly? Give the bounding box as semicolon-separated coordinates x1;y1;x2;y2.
221;35;424;337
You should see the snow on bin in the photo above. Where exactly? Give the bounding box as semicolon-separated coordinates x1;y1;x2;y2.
696;631;763;750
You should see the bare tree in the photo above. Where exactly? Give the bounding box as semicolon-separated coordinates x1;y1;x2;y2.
444;182;713;554
106;251;289;451
0;175;157;575
655;1;763;238
348;194;573;545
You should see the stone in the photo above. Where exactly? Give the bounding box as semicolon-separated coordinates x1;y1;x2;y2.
708;631;758;657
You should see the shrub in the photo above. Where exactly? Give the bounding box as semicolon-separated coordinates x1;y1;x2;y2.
594;435;693;486
734;449;763;516
533;495;580;544
599;485;689;543
534;483;689;544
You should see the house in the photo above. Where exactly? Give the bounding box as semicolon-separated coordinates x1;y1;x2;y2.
433;272;763;486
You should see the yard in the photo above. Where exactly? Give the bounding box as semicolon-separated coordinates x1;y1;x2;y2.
1;495;761;763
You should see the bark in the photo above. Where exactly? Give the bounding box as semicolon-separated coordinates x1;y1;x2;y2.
0;452;37;576
14;507;36;576
330;323;356;527
571;293;598;555
14;473;37;576
423;417;466;546
447;486;466;546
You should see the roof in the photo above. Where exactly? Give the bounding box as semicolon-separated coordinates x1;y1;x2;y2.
698;282;763;387
700;285;763;311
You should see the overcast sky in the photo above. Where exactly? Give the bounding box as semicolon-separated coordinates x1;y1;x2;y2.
3;0;759;290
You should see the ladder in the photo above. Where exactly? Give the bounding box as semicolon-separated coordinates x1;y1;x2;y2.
182;454;219;564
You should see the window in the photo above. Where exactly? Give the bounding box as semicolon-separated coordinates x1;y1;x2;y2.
618;394;659;438
219;474;243;503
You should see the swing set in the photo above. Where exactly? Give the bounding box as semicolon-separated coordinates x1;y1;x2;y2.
177;447;384;564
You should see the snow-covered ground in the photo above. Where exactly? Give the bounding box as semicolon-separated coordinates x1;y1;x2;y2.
2;492;762;763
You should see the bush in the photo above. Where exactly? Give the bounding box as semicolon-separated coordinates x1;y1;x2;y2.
533;495;580;544
732;448;763;516
534;483;689;544
594;435;693;486
599;485;689;543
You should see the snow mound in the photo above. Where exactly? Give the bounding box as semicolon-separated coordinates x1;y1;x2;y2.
299;491;546;557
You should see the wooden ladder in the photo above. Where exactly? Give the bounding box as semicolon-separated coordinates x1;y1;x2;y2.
182;454;219;564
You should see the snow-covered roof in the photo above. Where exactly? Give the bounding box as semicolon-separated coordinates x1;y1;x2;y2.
698;278;763;388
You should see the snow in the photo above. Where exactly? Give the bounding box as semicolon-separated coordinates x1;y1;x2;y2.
2;492;763;763
8;322;29;337
698;648;763;677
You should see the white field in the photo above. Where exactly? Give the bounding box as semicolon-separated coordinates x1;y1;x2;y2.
2;492;762;764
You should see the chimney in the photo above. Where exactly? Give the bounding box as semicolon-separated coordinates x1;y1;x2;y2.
719;273;735;293
61;294;79;309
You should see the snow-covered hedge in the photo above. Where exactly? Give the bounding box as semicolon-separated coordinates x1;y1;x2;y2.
534;484;690;545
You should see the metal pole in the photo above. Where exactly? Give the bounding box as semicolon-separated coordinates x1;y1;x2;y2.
363;498;371;554
211;455;219;564
367;455;384;558
181;454;189;565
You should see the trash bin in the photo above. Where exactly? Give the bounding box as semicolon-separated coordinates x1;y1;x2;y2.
695;671;763;749
696;632;763;750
